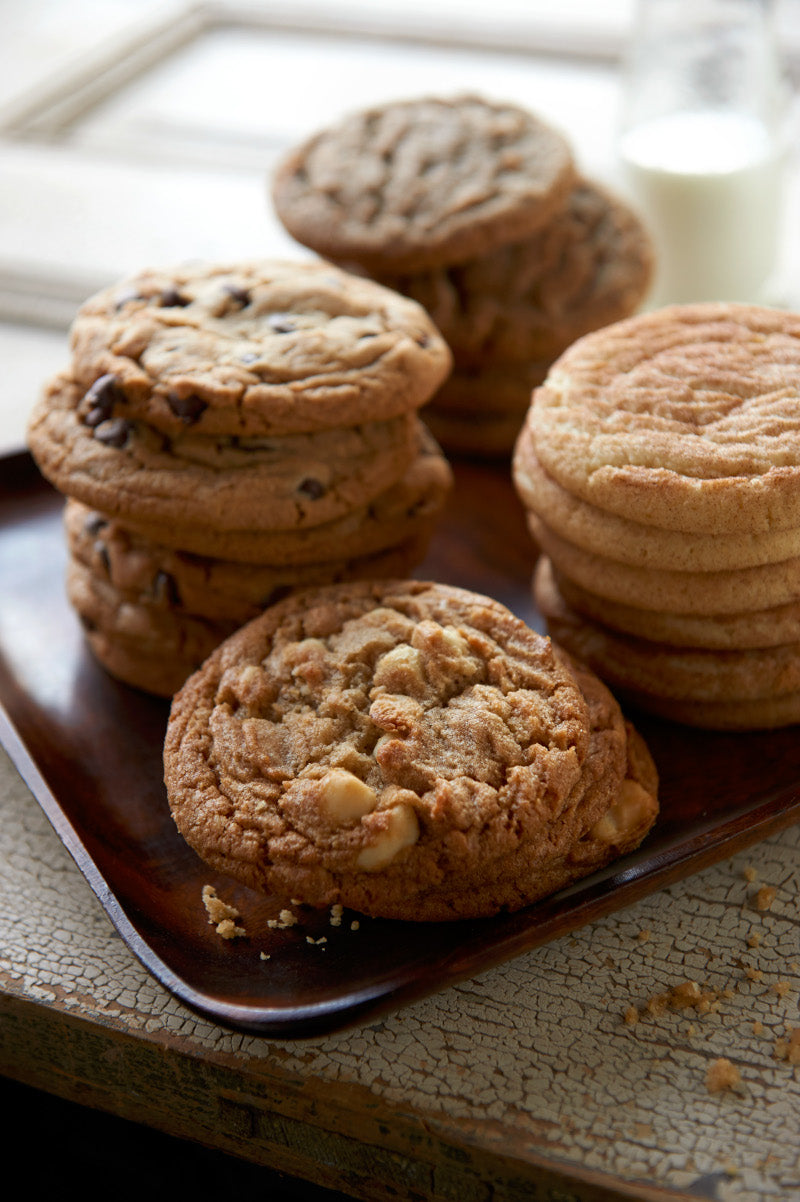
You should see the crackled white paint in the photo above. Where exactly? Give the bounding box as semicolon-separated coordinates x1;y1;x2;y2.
1;744;798;1200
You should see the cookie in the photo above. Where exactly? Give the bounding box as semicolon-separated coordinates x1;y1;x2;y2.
424;406;532;459
271;95;576;273
611;689;800;732
535;561;800;706
514;422;800;572
164;580;657;920
527;303;800;535
121;423;453;563
529;512;800;616
431;361;549;418
67;557;236;696
66;499;436;626
541;557;800;651
68;259;452;437
555;655;659;876
374;179;653;367
28;373;422;534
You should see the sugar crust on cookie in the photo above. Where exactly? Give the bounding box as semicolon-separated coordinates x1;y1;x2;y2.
528;303;800;534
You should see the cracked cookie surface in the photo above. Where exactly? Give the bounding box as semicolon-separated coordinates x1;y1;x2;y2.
374;179;653;366
68;259;452;437
272;94;575;272
163;579;615;920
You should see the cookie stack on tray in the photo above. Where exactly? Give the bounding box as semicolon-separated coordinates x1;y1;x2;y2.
164;580;659;921
513;302;800;730
271;93;654;457
27;259;454;697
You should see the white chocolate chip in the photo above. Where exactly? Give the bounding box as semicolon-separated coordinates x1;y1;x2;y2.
319;768;377;824
591;780;654;845
439;625;471;655
357;804;419;870
372;644;426;694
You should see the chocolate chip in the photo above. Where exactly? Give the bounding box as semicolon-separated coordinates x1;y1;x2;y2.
296;478;326;500
93;418;132;449
159;287;190;308
152;570;179;606
83;513;109;537
82;374;123;427
93;540;111;577
267;313;296;334
166;391;207;424
223;284;251;307
114;288;141;310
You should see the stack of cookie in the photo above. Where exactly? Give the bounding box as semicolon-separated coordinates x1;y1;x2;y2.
513;302;800;730
164;580;659;921
271;93;654;456
27;259;454;696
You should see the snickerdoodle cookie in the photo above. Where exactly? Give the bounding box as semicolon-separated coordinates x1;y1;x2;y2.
526;303;800;535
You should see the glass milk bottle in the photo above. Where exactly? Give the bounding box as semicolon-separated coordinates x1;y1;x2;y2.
618;0;788;306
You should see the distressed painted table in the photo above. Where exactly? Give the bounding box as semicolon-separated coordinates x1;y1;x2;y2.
2;736;798;1201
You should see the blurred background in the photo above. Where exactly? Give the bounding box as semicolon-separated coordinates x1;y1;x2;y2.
2;0;799;454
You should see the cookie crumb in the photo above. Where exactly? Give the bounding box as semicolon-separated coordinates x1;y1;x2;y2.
773;1029;800;1064
623;1005;639;1027
201;885;246;938
671;980;701;1008
753;1020;764;1035
744;966;763;982
706;1058;741;1094
772;980;791;998
330;904;344;927
267;908;298;929
259;952;271;961
747;930;762;949
306;935;328;946
637;928;651;942
215;917;246;940
743;865;758;883
350;920;360;931
754;885;777;911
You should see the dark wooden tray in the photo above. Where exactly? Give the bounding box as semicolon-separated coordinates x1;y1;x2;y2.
2;449;799;1037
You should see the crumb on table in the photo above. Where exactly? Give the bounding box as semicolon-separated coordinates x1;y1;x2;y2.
706;1058;741;1094
774;1028;800;1065
754;885;778;911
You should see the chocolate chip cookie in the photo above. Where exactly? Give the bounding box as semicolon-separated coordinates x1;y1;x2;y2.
69;259;452;437
28;373;423;533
